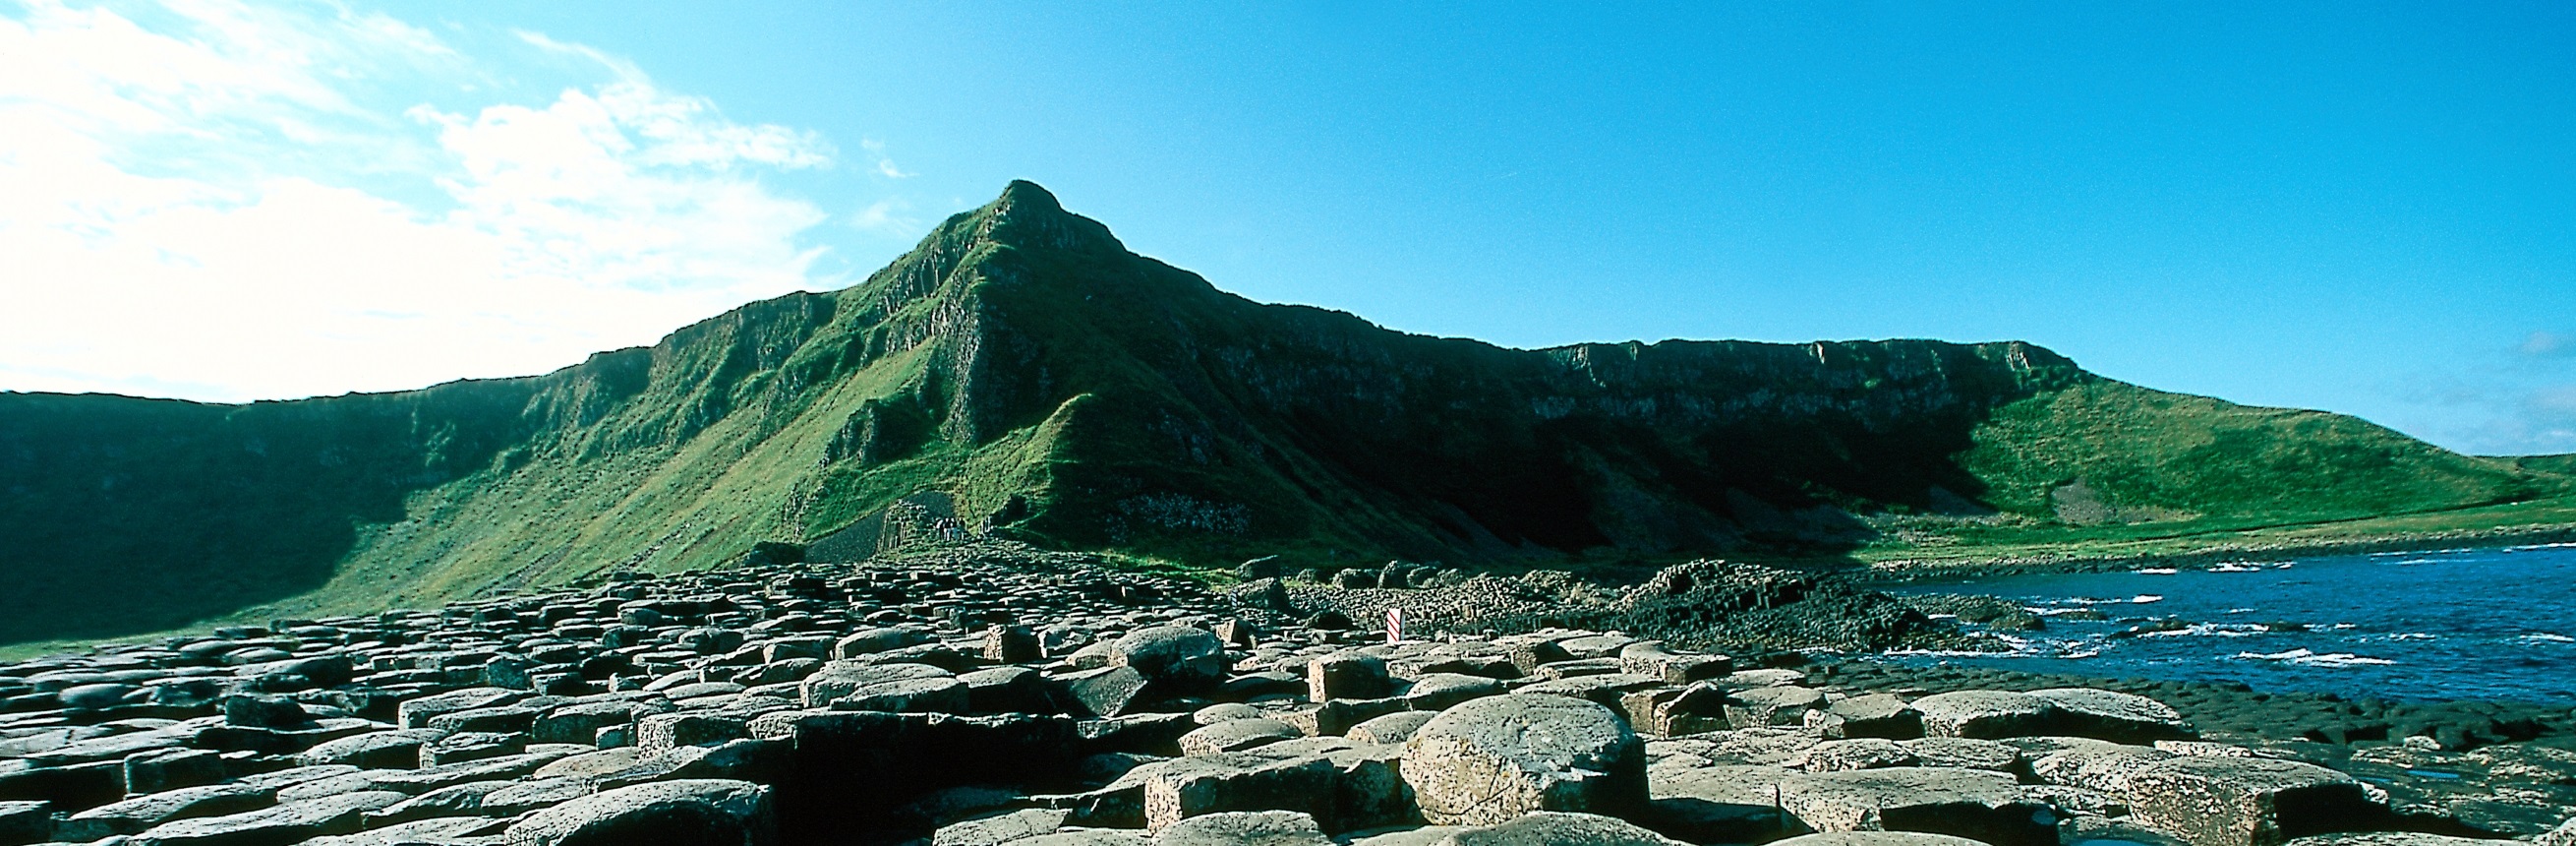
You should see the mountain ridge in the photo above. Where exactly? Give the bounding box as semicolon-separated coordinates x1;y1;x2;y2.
1;180;2565;646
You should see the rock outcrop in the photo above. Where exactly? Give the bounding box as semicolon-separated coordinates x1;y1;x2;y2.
0;545;2564;846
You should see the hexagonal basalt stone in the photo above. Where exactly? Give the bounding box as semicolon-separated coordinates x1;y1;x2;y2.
1399;694;1646;825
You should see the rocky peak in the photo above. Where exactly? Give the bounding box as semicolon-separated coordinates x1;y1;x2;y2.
971;179;1126;257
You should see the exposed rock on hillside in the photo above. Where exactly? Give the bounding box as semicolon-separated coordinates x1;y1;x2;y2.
3;181;2561;644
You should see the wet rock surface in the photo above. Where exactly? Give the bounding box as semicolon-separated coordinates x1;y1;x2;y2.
0;548;2564;845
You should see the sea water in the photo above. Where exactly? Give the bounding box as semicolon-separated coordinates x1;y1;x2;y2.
1876;543;2576;703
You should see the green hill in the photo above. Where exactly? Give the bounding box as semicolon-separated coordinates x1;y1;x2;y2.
1;181;2566;645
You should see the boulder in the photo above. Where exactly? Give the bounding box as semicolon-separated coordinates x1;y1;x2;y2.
535;701;656;746
57;783;273;840
221;694;311;728
960;666;1050;714
1517;673;1665;710
1910;691;2059;739
833;675;968;713
1402;674;1505;712
1151;809;1333;846
1179;719;1304;755
1279;697;1409;738
130;790;406;846
639;713;749;752
1064;666;1156;718
1625;683;1730;737
2287;834;2508;846
297;729;447;769
124;748;227;794
364;779;523;825
1194;703;1266;725
60;682;138;710
1802;739;1919;772
1727;686;1828;728
1347;712;1436;746
1776;766;2057;846
984;626;1040;663
1442;811;1690;845
503;779;777;846
2028;688;2195;744
420;731;529;766
799;661;952;708
1142;751;1340;830
835;627;936;659
1814;695;1922;740
1619;641;1732;686
1022;832;1150;845
1400;694;1647;825
427;704;546;734
1309;652;1392;701
932;808;1071;845
1768;833;1993;846
1895;738;2020;773
1644;761;1807;843
2029;745;2174;793
397;688;523;730
1112;628;1230;692
2126;755;2379;846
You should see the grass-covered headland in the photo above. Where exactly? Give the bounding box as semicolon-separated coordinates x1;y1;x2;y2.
2;181;2568;648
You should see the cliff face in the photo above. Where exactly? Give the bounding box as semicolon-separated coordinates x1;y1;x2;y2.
0;182;2553;644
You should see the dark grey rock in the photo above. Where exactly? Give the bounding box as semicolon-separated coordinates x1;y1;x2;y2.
128;789;404;846
502;778;777;846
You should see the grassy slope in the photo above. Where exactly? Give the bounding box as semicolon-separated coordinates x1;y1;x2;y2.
1847;382;2573;567
0;382;541;643
5;180;2571;650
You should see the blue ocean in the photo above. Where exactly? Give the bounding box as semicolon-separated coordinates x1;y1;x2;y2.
1877;543;2576;703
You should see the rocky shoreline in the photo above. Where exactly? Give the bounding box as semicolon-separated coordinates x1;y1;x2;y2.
1861;524;2576;581
0;543;2568;846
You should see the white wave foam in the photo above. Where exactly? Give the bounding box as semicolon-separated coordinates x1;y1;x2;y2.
2135;568;2179;574
2386;633;2435;641
2131;594;2164;604
2208;562;2263;573
2139;623;2268;638
2521;633;2575;643
2234;648;2395;667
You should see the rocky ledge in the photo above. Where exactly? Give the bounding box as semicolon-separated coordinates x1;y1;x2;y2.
0;545;2567;846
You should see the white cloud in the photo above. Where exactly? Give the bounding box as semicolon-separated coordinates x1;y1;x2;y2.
861;137;913;179
0;0;858;401
851;197;921;235
2521;331;2571;358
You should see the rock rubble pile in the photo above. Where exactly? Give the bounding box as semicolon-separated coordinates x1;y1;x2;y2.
0;546;2567;846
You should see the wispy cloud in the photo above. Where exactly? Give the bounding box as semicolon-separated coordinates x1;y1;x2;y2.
0;0;866;401
861;137;914;179
2520;330;2572;358
851;196;921;236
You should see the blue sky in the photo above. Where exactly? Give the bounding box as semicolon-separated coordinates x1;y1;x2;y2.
4;1;2571;455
